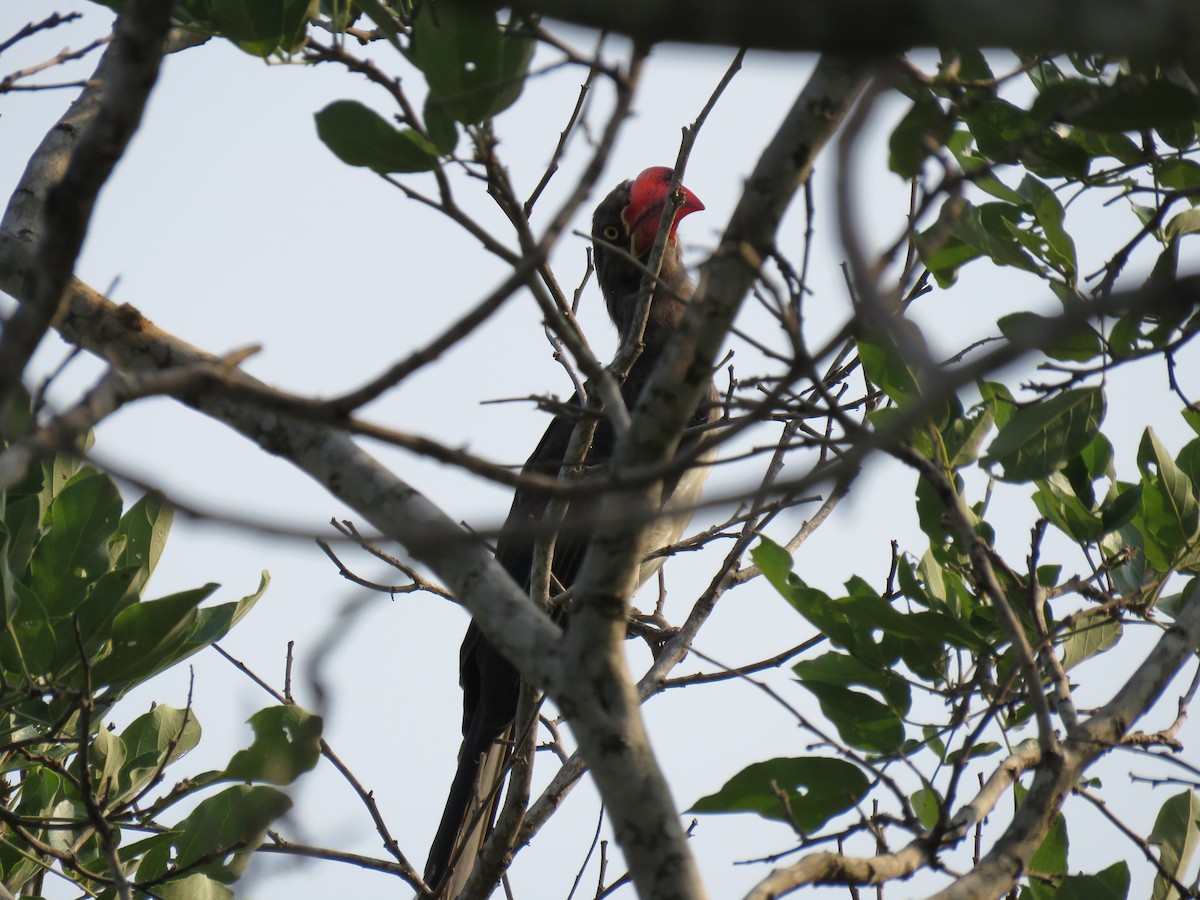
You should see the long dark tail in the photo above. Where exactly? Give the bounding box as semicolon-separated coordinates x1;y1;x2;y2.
424;725;511;896
426;626;520;895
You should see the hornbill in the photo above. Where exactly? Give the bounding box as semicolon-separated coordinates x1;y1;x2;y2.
424;167;717;897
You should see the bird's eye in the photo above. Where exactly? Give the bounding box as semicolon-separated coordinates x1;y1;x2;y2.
601;225;620;242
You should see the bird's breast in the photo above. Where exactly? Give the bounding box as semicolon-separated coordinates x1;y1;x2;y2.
635;443;717;588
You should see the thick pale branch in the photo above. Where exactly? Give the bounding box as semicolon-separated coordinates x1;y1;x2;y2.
56;284;562;679
476;0;1200;58
0;0;170;416
930;594;1200;900
0;354;253;490
743;746;1042;899
557;55;871;900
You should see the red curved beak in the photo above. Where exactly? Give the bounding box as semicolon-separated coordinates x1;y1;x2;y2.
622;166;704;258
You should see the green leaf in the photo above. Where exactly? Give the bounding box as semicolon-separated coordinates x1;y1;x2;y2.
1179;438;1200;491
899;636;950;683
842;581;987;652
412;0;534;124
944;740;1001;765
16;768;61;818
92;585;216;688
205;0;315;56
691;756;869;832
222;705;322;785
1160;158;1200;197
1068;127;1145;166
978;202;1045;272
1059;618;1122;671
149;873;233;900
1037;565;1062;588
118;704;202;802
1030;810;1068;877
783;580;863;657
939;48;994;82
963;97;1090;179
966;98;1039;155
1079;431;1116;483
794;652;910;716
173;785;292;879
916;208;983;287
997;311;1102;363
919;199;1050;284
1017;175;1077;277
1185;410;1200;438
320;0;361;33
0;522;15;626
1158;577;1199;621
947;131;1027;204
798;682;905;754
90;727;128;793
856;324;948;422
1032;75;1200;137
47;797;92;862
979;380;1017;429
1068;78;1200;132
1101;482;1143;538
1029;76;1102;122
28;469;122;619
315;100;439;173
754;539;864;655
983;387;1106;482
1150;790;1200;900
941;404;996;468
5;604;57;675
1107;516;1161;585
1057;862;1130;900
890;95;951;179
111;490;173;596
1059;445;1098;507
71;567;140;664
3;492;38;594
1138;428;1200;553
182;572;268;654
1157;120;1197;151
128;830;179;881
423;94;459;155
1165;208;1200;242
751;537;794;589
911;787;941;829
897;555;936;610
916;471;955;551
1033;472;1104;542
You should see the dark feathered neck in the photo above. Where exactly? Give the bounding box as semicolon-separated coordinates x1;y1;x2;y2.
601;239;694;350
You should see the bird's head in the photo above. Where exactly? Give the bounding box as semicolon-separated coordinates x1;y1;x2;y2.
591;167;703;339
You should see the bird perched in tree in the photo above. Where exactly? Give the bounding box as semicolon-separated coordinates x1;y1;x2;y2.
424;167;717;897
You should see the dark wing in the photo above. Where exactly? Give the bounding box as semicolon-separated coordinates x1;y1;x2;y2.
428;375;718;889
461;397;614;733
426;400;613;888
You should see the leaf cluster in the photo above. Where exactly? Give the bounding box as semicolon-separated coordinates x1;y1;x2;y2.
0;398;322;899
690;51;1200;892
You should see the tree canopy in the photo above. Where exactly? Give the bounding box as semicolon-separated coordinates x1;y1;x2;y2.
1;2;1200;899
